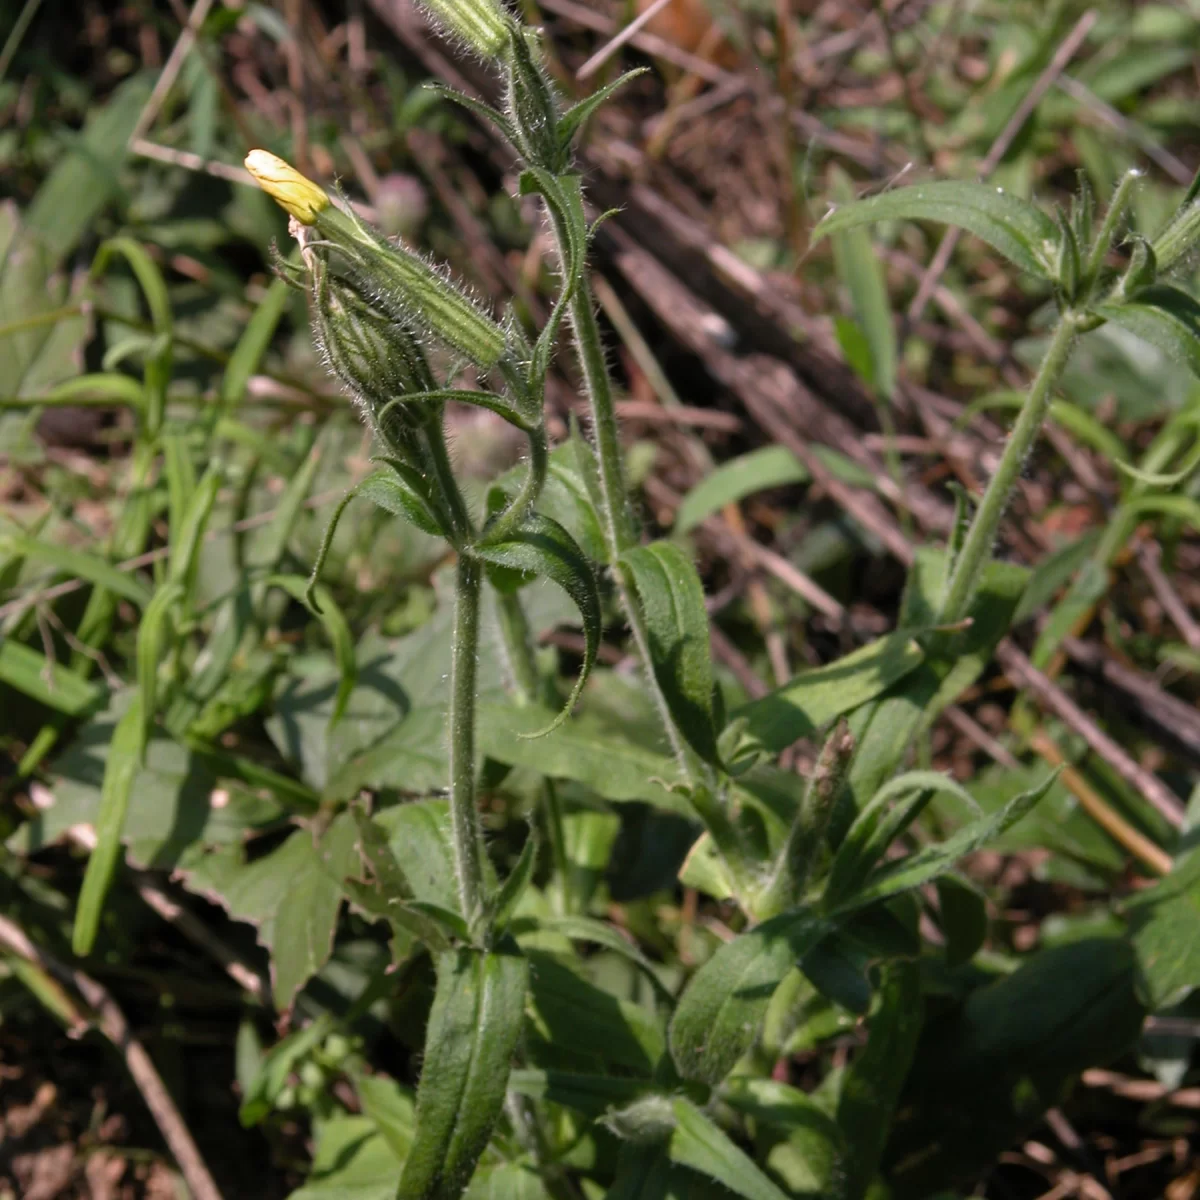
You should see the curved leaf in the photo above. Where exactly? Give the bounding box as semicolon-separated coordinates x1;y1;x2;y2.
669;1097;792;1200
473;514;600;737
669;909;831;1085
619;541;720;765
558;69;650;148
221;276;290;408
360;463;448;538
1097;284;1200;379
675;446;809;535
813;180;1058;280
398;946;528;1200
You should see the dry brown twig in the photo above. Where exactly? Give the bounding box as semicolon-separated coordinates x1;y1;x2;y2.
0;914;225;1200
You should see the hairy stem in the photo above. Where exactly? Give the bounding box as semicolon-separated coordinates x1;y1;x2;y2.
940;312;1079;627
449;555;487;932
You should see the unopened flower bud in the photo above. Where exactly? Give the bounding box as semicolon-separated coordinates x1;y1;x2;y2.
419;0;510;58
244;150;329;224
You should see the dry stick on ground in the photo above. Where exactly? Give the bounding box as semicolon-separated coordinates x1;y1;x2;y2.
1139;541;1200;652
0;914;226;1200
905;9;1098;325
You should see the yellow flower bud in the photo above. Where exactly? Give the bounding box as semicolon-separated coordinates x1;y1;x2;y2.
244;150;330;225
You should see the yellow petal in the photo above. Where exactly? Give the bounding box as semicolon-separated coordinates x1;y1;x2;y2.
244;150;330;225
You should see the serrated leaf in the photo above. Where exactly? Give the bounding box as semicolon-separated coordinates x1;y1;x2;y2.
675;446;810;535
734;631;923;753
1097;284;1200;378
668;1097;791;1200
669;910;831;1085
813;180;1058;279
475;514;600;736
398;946;528;1200
619;541;720;764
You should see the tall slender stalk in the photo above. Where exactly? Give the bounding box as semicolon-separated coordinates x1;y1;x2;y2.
449;555;487;931
940;311;1080;627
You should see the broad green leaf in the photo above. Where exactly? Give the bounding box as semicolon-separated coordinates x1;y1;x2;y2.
465;1163;550;1200
71;694;145;954
888;939;1144;1196
668;1097;791;1200
812;180;1059;279
936;874;989;967
619;541;720;763
373;799;462;913
23;75;150;261
1127;846;1200;1009
669;909;831;1085
1097;285;1200;378
197;814;360;1010
508;1068;650;1117
675;446;809;535
836;960;922;1200
353;1071;416;1163
526;951;665;1075
734;631;923;753
830;771;1057;914
287;1115;400;1200
0;640;102;716
475;514;601;736
398;946;529;1200
830;166;897;399
476;702;688;814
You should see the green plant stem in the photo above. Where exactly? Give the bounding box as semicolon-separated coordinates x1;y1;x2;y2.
940;312;1080;627
422;415;473;543
449;555;487;933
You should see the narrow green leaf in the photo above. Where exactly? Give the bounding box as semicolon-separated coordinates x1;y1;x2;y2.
72;694;145;955
221;277;290;408
167;466;220;589
831;771;1058;914
135;582;183;726
675;446;809;535
398;946;529;1200
558;69;650;147
619;541;720;764
491;827;538;931
836;959;922;1200
359;464;448;538
4;534;152;607
813;179;1058;279
669;909;831;1085
734;631;923;753
474;514;600;737
18;372;145;408
0;640;102;716
270;574;356;726
669;1097;792;1200
830;166;897;398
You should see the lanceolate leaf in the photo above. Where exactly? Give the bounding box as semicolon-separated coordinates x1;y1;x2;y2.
675;445;810;535
619;541;720;764
398;946;528;1200
360;462;448;538
828;771;1058;915
72;694;145;955
0;640;102;716
558;69;649;148
668;1098;792;1200
669;909;831;1085
1097;284;1200;378
812;180;1059;280
474;514;600;736
836;959;923;1200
